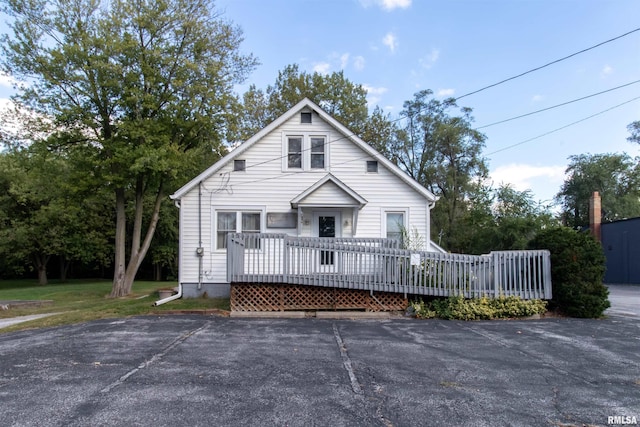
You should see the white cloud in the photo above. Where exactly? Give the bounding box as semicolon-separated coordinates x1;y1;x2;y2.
380;0;411;10
363;84;388;107
313;62;331;74
437;88;455;97
353;55;365;71
360;0;411;10
601;64;613;77
491;163;566;202
382;32;398;53
340;53;350;69
419;48;440;69
531;94;543;102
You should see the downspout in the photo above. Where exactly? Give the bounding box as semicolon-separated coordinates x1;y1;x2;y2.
154;196;187;306
153;283;182;306
197;181;204;290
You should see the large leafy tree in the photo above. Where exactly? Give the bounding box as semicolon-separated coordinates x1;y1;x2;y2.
1;0;257;296
459;184;557;254
0;142;111;284
389;90;488;251
556;153;640;228
236;64;382;143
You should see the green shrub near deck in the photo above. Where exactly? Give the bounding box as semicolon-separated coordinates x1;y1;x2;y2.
527;227;609;318
410;296;547;320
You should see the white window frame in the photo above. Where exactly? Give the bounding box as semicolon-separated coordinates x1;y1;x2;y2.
214;207;265;250
366;160;378;173
282;132;329;172
381;208;409;244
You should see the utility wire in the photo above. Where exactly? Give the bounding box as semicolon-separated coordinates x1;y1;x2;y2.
486;95;640;156
217;27;640;185
455;27;640;101
477;79;640;129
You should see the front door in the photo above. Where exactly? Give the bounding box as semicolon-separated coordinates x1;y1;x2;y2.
313;212;341;268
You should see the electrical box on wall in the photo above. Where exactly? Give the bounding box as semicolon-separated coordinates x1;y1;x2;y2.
196;247;204;257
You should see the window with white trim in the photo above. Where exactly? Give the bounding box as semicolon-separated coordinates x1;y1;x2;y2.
383;209;408;246
283;133;328;171
287;137;302;169
216;211;262;249
366;160;378;173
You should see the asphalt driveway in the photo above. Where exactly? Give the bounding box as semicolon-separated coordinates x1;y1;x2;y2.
0;314;638;427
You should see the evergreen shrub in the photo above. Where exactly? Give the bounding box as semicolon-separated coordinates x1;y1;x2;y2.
528;227;609;318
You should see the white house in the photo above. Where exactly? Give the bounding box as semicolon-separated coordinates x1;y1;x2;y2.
170;98;442;298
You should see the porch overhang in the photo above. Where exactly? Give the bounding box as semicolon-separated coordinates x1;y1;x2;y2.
291;174;367;234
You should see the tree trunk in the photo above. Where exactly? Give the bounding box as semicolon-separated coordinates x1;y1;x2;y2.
59;256;71;282
110;187;128;297
154;263;162;281
33;254;50;285
110;181;165;297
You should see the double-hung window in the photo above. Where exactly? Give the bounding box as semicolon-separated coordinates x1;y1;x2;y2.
384;210;408;246
216;211;262;249
283;134;328;171
287;137;303;169
310;137;325;169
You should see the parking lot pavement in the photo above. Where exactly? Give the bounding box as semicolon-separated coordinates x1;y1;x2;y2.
606;285;640;319
0;315;638;427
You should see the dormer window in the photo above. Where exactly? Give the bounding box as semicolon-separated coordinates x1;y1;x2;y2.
301;112;312;123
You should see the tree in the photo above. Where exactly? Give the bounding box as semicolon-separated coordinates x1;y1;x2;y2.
555;153;640;228
389;90;488;251
628;120;640;144
456;183;557;254
236;64;375;142
1;0;257;296
0;141;111;284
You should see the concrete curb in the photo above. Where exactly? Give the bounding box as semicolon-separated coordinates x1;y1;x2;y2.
228;310;404;319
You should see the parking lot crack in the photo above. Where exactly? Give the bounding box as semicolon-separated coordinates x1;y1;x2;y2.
99;321;210;393
332;323;363;396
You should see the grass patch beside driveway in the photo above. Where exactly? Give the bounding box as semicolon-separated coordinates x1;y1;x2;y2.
0;279;229;332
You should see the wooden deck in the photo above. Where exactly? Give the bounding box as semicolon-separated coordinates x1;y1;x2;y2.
226;233;552;309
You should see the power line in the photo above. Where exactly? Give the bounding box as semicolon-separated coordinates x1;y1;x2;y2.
221;27;640;180
477;79;640;129
455;27;640;101
486;95;640;156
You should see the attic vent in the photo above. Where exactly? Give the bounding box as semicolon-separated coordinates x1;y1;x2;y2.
301;112;312;123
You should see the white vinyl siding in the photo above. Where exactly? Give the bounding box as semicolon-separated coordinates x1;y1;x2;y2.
176;111;432;285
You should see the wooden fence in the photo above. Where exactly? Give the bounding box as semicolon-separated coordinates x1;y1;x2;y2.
227;233;552;300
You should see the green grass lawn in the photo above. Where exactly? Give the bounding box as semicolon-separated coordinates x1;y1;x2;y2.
0;279;229;333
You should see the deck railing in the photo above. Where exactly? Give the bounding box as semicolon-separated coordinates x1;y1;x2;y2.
226;233;552;299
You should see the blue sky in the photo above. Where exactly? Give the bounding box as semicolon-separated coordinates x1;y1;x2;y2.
2;0;639;206
215;0;640;206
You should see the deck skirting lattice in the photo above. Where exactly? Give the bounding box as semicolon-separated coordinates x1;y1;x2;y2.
230;283;408;312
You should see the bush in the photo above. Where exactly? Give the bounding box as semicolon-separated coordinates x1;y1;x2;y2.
410;296;547;320
528;227;609;318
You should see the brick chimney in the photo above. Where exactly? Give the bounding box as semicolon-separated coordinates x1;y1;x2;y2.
589;191;601;242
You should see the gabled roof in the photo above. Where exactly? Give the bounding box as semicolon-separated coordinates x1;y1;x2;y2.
171;98;437;202
290;174;367;209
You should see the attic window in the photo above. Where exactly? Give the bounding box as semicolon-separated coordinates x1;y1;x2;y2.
234;159;246;172
366;160;378;173
301;112;312;123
